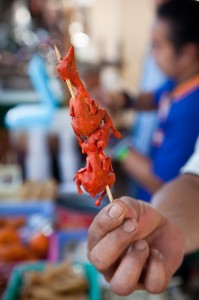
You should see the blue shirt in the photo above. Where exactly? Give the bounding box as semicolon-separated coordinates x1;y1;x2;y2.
137;76;199;201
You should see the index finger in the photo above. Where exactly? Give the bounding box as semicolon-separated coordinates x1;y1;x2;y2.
88;198;139;254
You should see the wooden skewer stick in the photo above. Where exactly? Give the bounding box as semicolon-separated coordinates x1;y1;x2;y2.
54;45;76;99
54;44;113;204
106;185;113;203
54;44;62;60
66;79;76;99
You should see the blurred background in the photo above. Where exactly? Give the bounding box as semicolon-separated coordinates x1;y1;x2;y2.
0;0;198;299
0;0;154;190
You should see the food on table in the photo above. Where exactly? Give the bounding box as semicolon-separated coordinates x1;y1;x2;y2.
18;179;57;201
0;216;26;229
0;244;34;262
56;45;121;205
0;227;20;245
20;262;89;300
28;233;49;259
0;225;36;262
0;218;49;296
0;221;49;261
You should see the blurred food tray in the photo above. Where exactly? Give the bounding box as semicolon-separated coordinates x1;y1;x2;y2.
3;261;101;300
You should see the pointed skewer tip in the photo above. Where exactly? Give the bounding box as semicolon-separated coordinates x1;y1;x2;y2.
54;44;62;61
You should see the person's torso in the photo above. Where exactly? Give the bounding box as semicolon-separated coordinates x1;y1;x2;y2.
151;74;199;182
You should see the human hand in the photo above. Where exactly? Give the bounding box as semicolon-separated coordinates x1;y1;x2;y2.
88;197;185;296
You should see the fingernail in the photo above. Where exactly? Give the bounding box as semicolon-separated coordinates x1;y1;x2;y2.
152;249;164;260
134;240;147;251
123;219;137;233
108;205;123;219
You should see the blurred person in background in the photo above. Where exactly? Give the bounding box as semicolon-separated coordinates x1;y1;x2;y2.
110;0;199;202
132;0;169;158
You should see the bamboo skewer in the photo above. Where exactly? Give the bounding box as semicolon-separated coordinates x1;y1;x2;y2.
66;79;76;99
54;44;113;204
106;185;113;203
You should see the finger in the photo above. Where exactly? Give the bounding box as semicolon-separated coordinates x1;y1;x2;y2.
89;218;138;271
88;196;164;256
110;240;149;296
103;259;122;283
88;198;139;253
144;249;169;294
88;203;124;254
102;249;132;283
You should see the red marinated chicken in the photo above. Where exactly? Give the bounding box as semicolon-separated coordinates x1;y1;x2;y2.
76;120;116;153
74;149;115;206
70;87;121;138
56;45;121;205
56;45;83;88
57;47;121;139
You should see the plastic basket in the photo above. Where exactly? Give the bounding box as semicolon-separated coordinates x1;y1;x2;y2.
0;262;17;297
3;261;101;300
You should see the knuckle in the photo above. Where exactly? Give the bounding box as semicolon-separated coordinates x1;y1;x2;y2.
105;231;131;250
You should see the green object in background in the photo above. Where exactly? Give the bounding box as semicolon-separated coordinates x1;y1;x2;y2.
3;262;101;300
3;263;45;300
108;137;132;162
117;148;130;162
83;262;101;300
